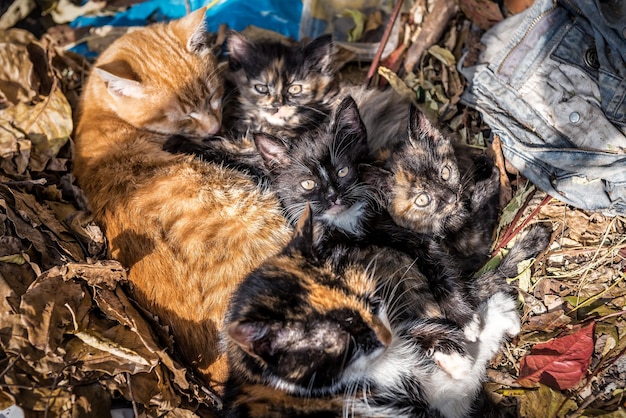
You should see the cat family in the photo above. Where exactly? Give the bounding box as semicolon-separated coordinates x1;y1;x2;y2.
72;9;292;390
74;12;537;417
222;204;551;417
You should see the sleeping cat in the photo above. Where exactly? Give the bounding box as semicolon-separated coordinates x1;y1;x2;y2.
223;31;340;140
222;205;552;417
72;9;291;391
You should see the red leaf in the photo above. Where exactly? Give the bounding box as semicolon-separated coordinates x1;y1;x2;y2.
516;322;595;390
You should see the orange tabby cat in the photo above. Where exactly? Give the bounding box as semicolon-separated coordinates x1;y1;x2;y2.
73;9;291;391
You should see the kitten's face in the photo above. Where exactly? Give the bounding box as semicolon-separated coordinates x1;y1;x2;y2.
227;33;338;131
255;96;375;236
93;9;224;137
386;107;468;236
226;211;391;395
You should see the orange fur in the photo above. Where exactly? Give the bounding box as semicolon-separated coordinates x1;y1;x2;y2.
73;10;291;390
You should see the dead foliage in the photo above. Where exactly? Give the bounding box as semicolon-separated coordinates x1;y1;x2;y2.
0;1;624;417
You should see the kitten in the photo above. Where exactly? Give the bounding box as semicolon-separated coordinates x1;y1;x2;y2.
253;96;477;328
374;104;501;277
72;9;291;391
222;205;552;417
223;31;340;140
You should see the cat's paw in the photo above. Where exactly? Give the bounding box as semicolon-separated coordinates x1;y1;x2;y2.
511;224;552;261
433;351;474;380
463;313;482;342
483;292;521;338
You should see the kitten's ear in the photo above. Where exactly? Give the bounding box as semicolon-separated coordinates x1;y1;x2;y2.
94;65;146;99
227;31;251;70
176;7;213;55
303;34;334;74
227;321;275;359
407;104;436;147
285;203;315;259
253;133;290;170
332;96;367;143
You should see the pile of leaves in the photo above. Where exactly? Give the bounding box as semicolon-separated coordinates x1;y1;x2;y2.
1;0;624;417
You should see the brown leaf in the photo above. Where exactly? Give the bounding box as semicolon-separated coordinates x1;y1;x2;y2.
457;0;504;30
516;322;596;390
518;384;578;418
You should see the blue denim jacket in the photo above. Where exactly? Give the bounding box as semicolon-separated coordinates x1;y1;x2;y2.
460;0;626;215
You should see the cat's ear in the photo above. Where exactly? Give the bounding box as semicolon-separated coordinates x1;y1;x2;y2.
332;95;367;143
284;203;315;259
176;7;213;55
94;65;146;99
407;104;437;147
253;133;290;170
227;31;252;71
227;321;276;359
303;34;334;74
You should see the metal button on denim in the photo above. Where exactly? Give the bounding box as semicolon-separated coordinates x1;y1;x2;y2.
584;48;600;69
569;112;581;123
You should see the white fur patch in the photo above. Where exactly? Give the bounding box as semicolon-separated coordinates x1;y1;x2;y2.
321;201;366;236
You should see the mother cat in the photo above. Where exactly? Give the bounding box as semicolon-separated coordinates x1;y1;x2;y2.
72;8;291;391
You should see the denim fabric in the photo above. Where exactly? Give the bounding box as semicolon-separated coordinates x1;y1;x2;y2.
460;0;626;215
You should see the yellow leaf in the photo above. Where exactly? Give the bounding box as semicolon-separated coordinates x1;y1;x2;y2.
428;45;456;66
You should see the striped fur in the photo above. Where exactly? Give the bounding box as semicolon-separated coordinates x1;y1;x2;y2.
73;9;291;391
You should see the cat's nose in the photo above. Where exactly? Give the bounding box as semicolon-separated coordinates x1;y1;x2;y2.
444;190;457;205
326;188;338;202
271;98;283;108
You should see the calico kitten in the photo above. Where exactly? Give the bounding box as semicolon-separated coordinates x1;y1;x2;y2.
223;205;552;418
375;104;501;276
73;9;291;390
253;96;477;328
224;31;339;140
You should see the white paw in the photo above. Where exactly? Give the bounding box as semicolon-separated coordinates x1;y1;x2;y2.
433;351;473;380
464;313;481;342
484;292;521;338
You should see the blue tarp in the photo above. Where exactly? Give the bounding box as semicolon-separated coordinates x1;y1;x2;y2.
70;0;303;39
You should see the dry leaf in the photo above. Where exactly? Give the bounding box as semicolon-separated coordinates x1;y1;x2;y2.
517;322;596;390
518;384;578;418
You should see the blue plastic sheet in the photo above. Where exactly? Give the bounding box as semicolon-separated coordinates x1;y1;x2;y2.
70;0;303;39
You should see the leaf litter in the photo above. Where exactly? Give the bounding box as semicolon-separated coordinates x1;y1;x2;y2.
0;1;625;417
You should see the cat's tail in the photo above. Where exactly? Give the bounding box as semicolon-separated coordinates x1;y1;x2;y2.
472;223;552;301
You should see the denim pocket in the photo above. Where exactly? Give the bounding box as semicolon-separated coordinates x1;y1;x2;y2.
551;17;626;125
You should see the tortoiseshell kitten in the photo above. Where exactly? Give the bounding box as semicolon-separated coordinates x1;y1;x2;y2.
223;31;339;140
253;96;477;328
373;104;501;277
222;206;552;418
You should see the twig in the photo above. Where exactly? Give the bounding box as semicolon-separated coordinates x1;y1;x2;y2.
403;0;458;73
493;193;550;255
127;372;140;417
364;0;405;87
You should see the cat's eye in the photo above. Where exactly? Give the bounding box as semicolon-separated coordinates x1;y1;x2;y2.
301;180;317;190
369;296;382;315
254;84;269;94
441;165;451;181
414;193;431;207
288;84;302;95
337;167;349;178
